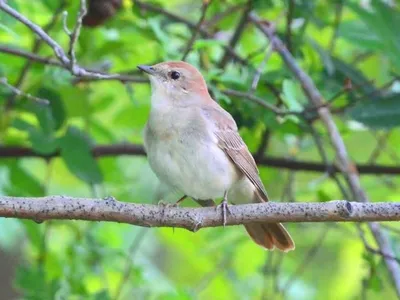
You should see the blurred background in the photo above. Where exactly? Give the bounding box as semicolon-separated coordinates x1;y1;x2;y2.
1;0;400;299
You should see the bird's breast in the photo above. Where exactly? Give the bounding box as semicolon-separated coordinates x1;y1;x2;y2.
144;108;239;200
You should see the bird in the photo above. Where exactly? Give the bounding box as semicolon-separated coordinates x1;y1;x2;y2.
138;61;295;252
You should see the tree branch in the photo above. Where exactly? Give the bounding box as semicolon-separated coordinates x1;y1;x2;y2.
0;45;64;67
1;196;400;230
2;144;400;175
0;77;49;105
0;45;148;83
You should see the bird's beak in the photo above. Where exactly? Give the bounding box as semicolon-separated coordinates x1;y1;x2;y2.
137;65;156;75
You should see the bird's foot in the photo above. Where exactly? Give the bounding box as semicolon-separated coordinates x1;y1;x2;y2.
216;192;231;227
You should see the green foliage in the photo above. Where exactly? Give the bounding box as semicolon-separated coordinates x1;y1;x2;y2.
349;93;400;129
0;0;400;299
60;127;103;184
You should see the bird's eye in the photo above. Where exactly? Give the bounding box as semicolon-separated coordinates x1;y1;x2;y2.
170;71;180;80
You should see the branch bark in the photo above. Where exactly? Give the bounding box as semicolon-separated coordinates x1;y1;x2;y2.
1;196;400;231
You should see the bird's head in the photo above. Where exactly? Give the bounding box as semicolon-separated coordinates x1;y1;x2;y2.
138;61;211;107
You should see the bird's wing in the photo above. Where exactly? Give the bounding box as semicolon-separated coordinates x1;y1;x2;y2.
202;105;269;202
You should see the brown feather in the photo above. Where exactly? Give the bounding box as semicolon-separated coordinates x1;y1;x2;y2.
202;104;269;201
202;103;295;251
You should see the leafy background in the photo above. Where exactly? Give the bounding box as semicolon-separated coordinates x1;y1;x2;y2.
1;0;400;299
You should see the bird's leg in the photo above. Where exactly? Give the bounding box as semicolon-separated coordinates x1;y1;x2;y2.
158;195;187;208
175;195;187;206
216;191;231;226
194;199;216;207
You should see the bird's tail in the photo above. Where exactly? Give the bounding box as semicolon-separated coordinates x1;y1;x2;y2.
228;181;295;252
244;222;295;252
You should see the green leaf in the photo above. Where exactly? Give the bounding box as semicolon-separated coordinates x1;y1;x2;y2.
12;118;58;155
23;102;55;135
93;290;111;300
349;93;400;129
331;57;377;95
338;21;383;52
59;126;103;184
317;189;332;202
42;0;62;11
347;1;400;72
193;39;226;50
21;220;43;249
36;88;66;131
281;79;303;112
29;129;59;154
4;160;44;196
15;266;60;300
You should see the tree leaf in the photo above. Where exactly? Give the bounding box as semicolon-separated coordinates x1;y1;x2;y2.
59;126;103;184
349;93;400;129
37;88;66;131
281;79;303;112
347;1;400;72
12;118;58;155
4;160;44;197
331;57;377;95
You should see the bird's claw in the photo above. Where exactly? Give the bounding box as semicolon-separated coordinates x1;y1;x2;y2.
216;197;231;227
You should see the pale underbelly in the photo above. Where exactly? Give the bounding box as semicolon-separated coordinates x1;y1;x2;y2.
147;140;239;200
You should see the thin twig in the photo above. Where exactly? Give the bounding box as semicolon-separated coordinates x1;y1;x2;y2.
306;122;352;200
0;77;49;105
5;0;66;109
202;3;242;28
0;2;122;80
329;77;397;116
281;171;297;203
182;0;212;61
67;0;87;69
358;225;400;264
250;43;274;92
62;11;71;35
368;132;391;165
113;228;149;300
0;45;63;67
135;0;248;66
254;128;271;161
261;252;274;299
285;0;295;53
272;252;284;295
222;88;299;115
0;45;148;83
329;0;344;54
217;0;252;68
283;226;331;292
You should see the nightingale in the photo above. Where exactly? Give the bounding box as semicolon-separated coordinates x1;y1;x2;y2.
138;61;295;252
